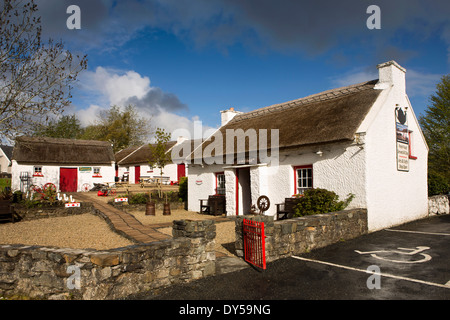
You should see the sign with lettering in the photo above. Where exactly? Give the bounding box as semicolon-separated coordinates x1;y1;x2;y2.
395;106;409;172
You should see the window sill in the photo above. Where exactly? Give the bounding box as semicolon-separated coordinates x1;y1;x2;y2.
409;155;418;160
92;175;102;178
33;174;44;177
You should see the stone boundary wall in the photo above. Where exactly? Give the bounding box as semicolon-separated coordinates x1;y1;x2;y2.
428;195;449;216
0;220;216;300
235;208;368;263
12;203;94;221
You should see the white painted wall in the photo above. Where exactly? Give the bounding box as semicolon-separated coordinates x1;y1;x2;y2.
11;161;115;192
187;141;367;218
360;62;428;231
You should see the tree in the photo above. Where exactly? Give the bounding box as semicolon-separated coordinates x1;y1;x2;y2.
0;0;87;142
33;114;84;139
419;74;450;195
81;105;152;152
148;128;171;197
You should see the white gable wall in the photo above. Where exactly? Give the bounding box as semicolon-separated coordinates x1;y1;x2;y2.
361;62;429;231
0;148;11;174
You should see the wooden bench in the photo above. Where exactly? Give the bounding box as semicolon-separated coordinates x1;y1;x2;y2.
276;197;301;220
200;195;226;216
0;200;18;223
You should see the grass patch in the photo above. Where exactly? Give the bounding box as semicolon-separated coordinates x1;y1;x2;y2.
0;178;11;192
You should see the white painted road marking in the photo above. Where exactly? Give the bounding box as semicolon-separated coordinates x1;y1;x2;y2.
291;255;450;289
354;246;432;264
386;229;450;236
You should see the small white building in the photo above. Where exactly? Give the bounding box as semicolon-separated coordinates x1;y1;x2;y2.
11;136;115;193
0;145;13;176
187;61;429;232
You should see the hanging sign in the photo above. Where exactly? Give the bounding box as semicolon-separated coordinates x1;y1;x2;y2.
395;106;409;172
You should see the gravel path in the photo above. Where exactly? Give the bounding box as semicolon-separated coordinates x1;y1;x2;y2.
0;214;134;250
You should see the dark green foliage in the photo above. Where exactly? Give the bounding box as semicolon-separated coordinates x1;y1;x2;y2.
427;172;449;196
293;188;354;217
178;177;188;202
419;74;450;195
125;191;182;205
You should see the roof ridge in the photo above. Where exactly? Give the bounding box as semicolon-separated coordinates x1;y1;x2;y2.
230;79;378;124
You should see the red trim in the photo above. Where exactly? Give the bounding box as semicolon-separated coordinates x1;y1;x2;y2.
33;173;44;177
293;165;313;195
408;131;417;160
235;169;239;216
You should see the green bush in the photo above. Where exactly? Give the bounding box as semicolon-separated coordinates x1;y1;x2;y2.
128;193;149;205
178;176;188;202
428;172;449;196
293;188;355;217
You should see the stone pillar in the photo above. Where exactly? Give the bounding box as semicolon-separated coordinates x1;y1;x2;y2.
172;219;216;240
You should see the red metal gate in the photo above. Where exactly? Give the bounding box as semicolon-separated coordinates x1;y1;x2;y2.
243;219;266;270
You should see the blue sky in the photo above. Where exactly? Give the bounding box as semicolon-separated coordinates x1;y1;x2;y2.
37;0;450;140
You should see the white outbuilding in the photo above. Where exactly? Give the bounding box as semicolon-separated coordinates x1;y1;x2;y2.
187;61;429;232
11;136;115;193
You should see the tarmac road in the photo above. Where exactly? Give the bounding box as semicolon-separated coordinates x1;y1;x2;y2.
129;214;450;304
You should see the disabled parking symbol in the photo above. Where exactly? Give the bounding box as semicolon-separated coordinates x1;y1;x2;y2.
355;246;432;264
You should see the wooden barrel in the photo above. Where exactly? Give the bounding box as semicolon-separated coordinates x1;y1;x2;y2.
163;203;171;215
145;202;156;216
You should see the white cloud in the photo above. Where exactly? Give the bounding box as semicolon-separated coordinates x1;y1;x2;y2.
76;66;215;141
82;67;151;106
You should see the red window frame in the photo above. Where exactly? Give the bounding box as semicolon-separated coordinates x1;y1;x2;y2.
215;172;225;195
408;131;417;160
293;165;313;195
33;166;43;177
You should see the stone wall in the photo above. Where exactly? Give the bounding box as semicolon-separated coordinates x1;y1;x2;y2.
13;203;94;221
0;219;216;300
428;195;449;216
235;208;368;262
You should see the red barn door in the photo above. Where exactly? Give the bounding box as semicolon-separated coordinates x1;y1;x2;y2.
60;168;78;192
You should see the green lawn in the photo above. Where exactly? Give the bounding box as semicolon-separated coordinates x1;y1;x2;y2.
0;178;11;192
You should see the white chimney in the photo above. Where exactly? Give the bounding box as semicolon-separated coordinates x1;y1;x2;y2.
177;136;188;144
220;107;242;126
375;60;406;92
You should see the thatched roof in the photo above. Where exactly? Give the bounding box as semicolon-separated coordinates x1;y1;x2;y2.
116;141;177;166
13;136;115;165
190;80;381;162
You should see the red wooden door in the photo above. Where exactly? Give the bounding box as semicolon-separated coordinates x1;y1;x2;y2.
177;164;186;181
60;168;78;192
135;166;140;184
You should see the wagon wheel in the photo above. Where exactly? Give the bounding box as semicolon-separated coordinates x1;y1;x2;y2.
257;195;270;214
82;183;91;192
29;184;45;199
43;183;57;192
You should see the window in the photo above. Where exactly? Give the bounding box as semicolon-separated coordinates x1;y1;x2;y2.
33;166;43;177
294;165;313;195
408;131;417;160
215;172;225;195
93;167;102;177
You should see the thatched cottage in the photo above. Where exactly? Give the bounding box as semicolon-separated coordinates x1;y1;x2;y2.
115;137;194;184
11;137;115;193
186;61;429;232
